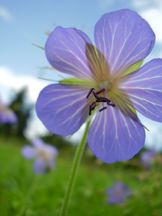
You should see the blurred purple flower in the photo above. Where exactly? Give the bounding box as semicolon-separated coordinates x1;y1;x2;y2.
22;139;58;174
140;150;156;169
36;9;162;163
0;101;17;124
107;182;132;204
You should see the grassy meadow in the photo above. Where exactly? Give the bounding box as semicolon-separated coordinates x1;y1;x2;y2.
0;136;162;216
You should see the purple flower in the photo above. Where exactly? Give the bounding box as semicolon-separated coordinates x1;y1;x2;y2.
22;139;58;174
0;101;17;124
107;182;132;204
140;150;156;169
36;9;162;163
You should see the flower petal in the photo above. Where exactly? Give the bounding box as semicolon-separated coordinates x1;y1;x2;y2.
36;84;89;136
21;146;36;159
45;145;58;156
45;27;93;79
34;158;46;174
121;59;162;122
47;158;55;169
107;182;131;204
94;9;155;74
0;110;17;124
88;107;145;163
32;139;44;147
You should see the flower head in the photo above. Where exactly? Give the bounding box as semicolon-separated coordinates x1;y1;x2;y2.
22;139;58;174
140;150;156;169
0;100;17;124
107;182;132;204
36;9;162;163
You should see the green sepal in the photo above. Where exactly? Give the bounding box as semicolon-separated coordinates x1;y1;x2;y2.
59;78;95;88
123;60;144;76
32;43;44;50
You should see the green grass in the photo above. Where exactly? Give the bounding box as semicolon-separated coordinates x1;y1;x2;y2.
0;137;162;216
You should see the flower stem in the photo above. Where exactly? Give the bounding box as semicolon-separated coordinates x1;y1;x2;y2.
59;120;91;216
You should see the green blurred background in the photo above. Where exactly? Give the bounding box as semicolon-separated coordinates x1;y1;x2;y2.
0;88;162;216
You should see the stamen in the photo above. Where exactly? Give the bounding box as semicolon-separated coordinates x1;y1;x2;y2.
89;101;97;115
109;103;115;107
91;101;97;109
86;88;95;98
96;88;105;95
96;96;111;104
92;89;111;105
92;91;100;100
99;107;107;112
87;88;115;115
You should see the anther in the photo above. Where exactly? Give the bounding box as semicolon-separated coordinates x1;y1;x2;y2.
87;88;115;116
86;88;95;98
99;107;107;112
96;97;111;104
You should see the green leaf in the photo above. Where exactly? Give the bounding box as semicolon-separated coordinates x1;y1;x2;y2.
59;78;95;88
123;60;144;76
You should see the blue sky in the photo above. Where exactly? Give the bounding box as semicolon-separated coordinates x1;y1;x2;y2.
1;0;162;76
1;0;162;148
1;0;116;75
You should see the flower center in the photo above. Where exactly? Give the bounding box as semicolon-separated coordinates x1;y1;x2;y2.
86;88;115;115
114;189;123;198
98;80;112;92
37;148;52;161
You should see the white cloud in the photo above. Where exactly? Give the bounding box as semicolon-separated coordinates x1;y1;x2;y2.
0;66;47;103
133;0;149;8
133;0;162;9
140;9;162;43
0;6;12;22
0;66;49;139
68;123;86;144
131;0;162;43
